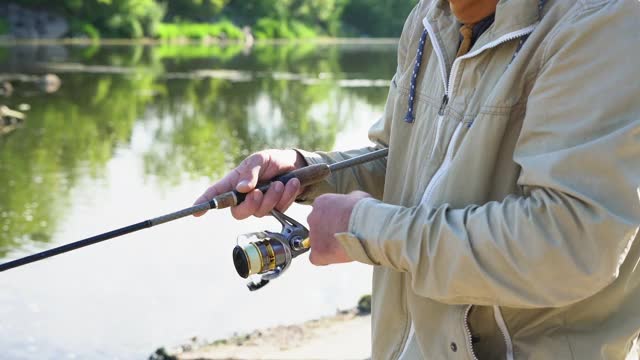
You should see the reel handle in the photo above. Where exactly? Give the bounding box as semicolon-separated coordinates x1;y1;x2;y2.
292;237;311;251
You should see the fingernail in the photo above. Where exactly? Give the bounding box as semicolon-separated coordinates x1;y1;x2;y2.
274;181;284;193
237;180;249;190
253;191;262;201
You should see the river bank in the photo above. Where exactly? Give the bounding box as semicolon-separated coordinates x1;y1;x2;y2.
0;2;412;44
0;37;398;46
152;309;372;360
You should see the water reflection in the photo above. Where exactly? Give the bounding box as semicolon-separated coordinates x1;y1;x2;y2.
0;42;396;358
0;43;396;257
0;72;153;256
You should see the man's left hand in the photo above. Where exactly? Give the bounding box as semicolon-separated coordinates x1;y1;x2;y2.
307;191;371;266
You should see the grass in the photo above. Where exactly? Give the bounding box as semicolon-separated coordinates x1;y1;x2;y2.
156;20;244;42
157;19;319;42
0;47;8;64
253;19;317;40
0;18;9;36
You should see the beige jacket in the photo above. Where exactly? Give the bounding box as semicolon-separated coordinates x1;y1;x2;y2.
298;0;640;359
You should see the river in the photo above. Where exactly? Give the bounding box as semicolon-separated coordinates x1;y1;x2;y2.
0;42;397;359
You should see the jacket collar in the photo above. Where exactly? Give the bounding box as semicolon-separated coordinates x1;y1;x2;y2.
423;0;541;70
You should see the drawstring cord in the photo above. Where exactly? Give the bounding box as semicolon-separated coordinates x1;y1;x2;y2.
403;0;546;124
404;29;429;123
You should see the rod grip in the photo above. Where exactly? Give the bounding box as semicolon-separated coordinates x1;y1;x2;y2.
252;163;331;199
271;163;332;188
214;164;332;209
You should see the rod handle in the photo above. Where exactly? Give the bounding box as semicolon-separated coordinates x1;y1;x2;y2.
271;163;332;188
213;163;331;209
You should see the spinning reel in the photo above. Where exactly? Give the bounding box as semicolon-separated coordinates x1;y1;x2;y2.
232;210;310;291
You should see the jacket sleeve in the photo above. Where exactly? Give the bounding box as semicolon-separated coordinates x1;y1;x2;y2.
294;2;425;203
294;144;388;202
338;2;640;308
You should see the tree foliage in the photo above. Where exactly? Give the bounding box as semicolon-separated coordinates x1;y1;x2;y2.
12;0;417;38
341;0;419;37
162;0;230;22
16;0;165;37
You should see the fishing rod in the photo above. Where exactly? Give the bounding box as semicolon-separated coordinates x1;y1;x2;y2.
0;148;389;288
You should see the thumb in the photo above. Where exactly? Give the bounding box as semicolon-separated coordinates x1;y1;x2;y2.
349;190;372;200
235;157;264;193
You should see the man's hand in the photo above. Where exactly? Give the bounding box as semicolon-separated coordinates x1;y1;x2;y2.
193;149;307;219
307;191;371;266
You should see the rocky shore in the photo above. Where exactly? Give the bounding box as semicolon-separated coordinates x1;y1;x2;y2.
1;3;69;40
151;306;372;360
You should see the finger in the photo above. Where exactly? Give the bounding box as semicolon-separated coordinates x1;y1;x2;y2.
192;181;232;217
255;181;284;217
236;164;261;193
308;245;328;266
308;229;337;267
309;249;318;265
349;190;372;199
275;178;301;212
231;189;262;220
235;153;268;193
306;216;323;266
192;165;245;216
308;231;321;265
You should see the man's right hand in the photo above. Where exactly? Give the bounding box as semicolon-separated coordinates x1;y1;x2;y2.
193;149;307;219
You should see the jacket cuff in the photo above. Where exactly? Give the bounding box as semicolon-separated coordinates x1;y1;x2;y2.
293;148;325;166
343;197;398;266
335;232;377;265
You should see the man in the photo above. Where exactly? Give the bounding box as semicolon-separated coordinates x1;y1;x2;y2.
195;0;640;358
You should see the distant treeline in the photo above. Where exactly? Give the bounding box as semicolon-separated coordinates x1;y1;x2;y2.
11;0;418;40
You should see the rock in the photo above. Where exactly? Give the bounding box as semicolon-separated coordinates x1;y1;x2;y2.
148;347;178;360
1;105;25;120
357;294;372;315
39;74;61;93
242;26;255;54
6;3;69;39
0;105;26;135
0;82;12;97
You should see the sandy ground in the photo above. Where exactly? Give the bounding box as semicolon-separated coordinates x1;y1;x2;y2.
171;311;371;360
161;311;640;360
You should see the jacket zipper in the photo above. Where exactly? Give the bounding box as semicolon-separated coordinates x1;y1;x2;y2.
493;305;515;360
421;19;539;203
428;95;450;159
420;121;463;204
438;95;449;116
421;17;538;359
464;306;480;360
396;322;415;359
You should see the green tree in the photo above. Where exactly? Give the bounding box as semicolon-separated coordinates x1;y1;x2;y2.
162;0;230;22
226;0;346;37
15;0;165;37
341;0;417;37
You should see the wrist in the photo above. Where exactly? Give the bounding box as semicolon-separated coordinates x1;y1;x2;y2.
292;149;309;169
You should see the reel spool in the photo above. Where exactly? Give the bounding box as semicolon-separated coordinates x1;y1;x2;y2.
232;232;289;279
232;210;310;291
